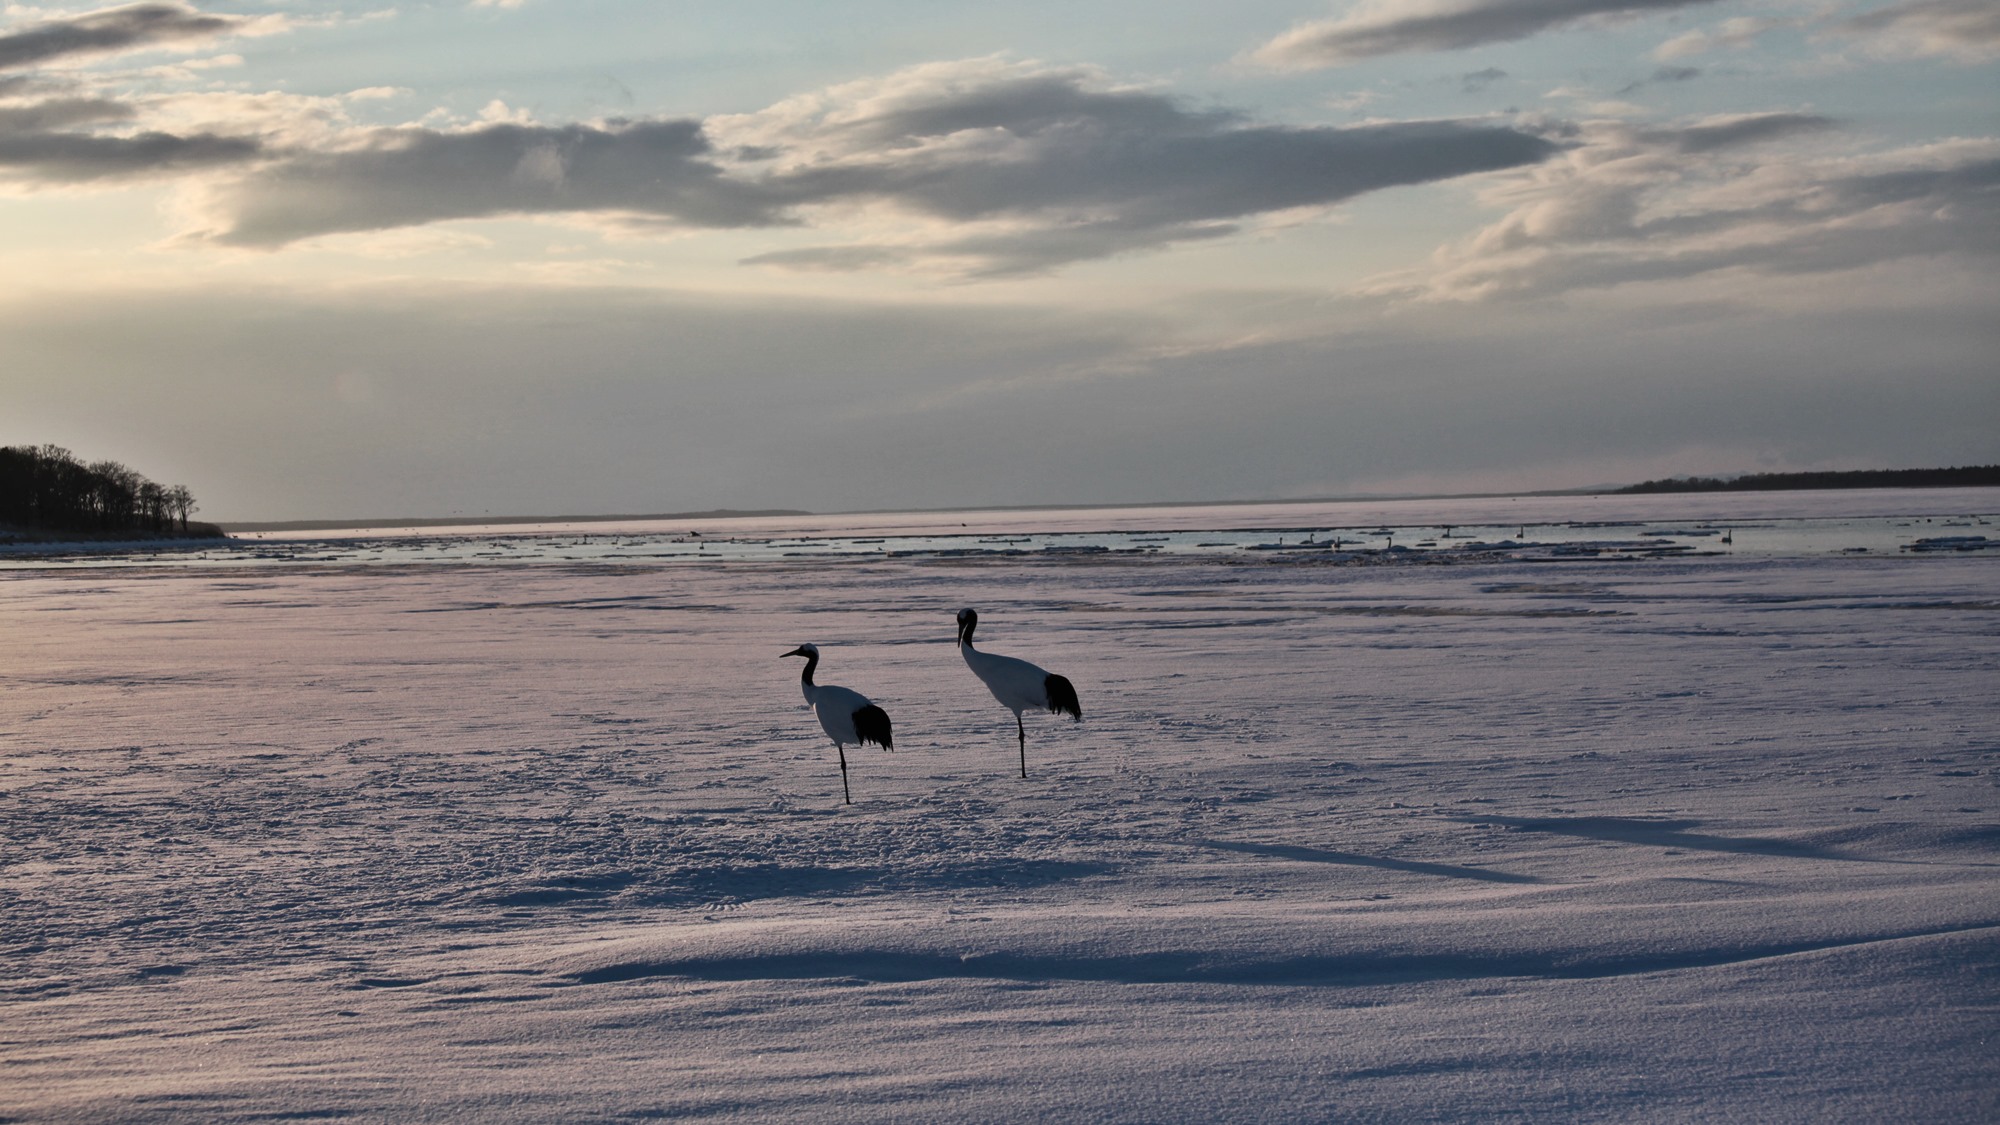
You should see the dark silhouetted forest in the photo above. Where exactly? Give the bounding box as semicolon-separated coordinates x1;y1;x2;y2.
1618;466;2000;495
1;445;220;538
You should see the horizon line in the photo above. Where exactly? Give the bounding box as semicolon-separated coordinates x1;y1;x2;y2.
214;488;1619;532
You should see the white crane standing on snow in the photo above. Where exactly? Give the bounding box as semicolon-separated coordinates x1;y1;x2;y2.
955;608;1081;778
782;644;893;804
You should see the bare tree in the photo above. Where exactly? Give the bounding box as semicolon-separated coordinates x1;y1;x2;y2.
89;460;142;530
168;485;196;533
138;480;168;532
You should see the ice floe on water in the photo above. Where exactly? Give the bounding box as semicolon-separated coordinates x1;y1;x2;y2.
1;489;1996;1120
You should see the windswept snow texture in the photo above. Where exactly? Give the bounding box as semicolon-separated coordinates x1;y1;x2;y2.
3;548;1998;1121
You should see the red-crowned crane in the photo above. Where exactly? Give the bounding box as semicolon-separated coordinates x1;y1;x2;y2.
782;644;893;804
955;608;1081;778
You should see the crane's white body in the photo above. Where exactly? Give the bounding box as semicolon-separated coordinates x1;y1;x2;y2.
801;680;876;748
959;646;1054;719
955;608;1080;778
782;644;892;804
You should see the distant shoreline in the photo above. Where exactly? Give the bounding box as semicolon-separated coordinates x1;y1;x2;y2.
1617;466;1999;495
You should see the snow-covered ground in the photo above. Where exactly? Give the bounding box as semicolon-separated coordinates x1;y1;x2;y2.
3;532;1997;1119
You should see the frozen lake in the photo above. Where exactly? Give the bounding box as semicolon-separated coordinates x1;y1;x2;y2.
3;490;1996;1120
8;486;2000;569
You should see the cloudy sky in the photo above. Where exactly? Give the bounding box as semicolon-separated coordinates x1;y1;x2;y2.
1;1;1994;521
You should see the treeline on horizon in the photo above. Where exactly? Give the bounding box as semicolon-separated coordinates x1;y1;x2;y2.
1;444;219;538
1617;466;2000;494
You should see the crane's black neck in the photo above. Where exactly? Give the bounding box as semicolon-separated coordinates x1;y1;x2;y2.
796;649;818;686
957;611;978;647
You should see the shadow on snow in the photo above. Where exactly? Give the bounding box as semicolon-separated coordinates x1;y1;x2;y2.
559;921;2000;987
1197;839;1544;884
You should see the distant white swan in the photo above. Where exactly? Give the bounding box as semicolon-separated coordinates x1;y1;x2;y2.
955;608;1081;778
782;643;893;804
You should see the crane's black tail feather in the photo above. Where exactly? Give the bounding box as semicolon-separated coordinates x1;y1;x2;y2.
853;704;894;750
1044;674;1082;720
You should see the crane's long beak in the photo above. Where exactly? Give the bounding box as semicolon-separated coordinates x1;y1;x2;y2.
782;646;809;658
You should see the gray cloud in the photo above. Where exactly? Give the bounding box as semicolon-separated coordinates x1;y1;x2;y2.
0;96;135;132
197;119;788;247
726;62;1558;274
0;2;248;71
1460;67;1508;92
763;117;1556;264
814;68;1234;149
1254;0;1725;68
1824;156;2000;221
1618;65;1702;94
1840;0;2000;61
192;62;1560;272
1381;114;2000;300
0;127;259;182
1643;111;1833;152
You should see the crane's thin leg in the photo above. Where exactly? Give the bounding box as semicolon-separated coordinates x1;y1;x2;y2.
1017;713;1027;779
838;744;851;804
